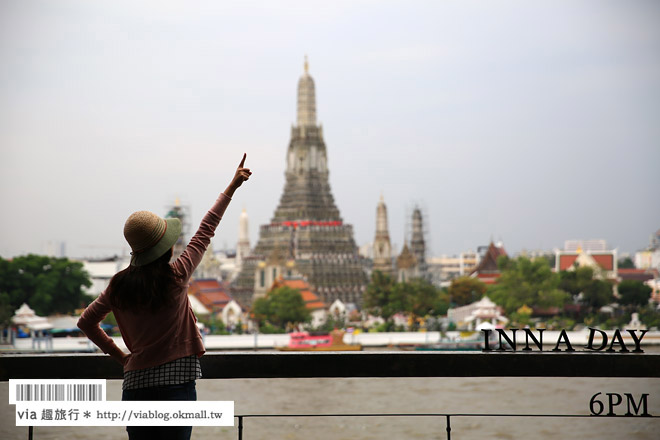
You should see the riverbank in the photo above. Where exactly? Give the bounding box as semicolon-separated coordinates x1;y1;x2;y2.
3;329;660;353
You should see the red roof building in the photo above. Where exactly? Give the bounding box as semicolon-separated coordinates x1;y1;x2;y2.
555;249;617;280
470;242;507;285
270;277;326;310
617;268;659;283
188;279;234;312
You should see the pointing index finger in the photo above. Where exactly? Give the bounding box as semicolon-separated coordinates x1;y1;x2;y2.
239;153;247;168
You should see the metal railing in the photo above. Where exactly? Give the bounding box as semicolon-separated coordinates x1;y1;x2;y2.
2;351;659;439
233;412;658;440
4;351;660;380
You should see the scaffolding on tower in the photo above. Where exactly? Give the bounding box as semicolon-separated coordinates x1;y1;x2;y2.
165;198;190;261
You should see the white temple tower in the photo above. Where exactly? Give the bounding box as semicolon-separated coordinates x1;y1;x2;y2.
231;58;367;307
373;195;393;276
296;56;317;128
236;208;250;269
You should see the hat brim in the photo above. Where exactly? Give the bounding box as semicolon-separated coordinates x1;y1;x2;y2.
130;218;182;267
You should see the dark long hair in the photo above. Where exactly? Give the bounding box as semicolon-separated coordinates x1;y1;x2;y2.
107;248;181;311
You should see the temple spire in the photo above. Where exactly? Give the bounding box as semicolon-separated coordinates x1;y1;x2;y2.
236;208;250;270
410;206;428;279
231;60;366;308
373;194;393;276
297;56;317;127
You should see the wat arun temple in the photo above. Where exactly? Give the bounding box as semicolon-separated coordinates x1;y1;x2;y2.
231;59;368;307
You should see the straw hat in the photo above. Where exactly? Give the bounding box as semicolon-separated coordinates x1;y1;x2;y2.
123;211;182;267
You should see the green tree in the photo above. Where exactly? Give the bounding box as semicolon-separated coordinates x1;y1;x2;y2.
618;280;652;307
401;278;439;317
559;267;613;311
395;278;448;330
365;273;449;330
364;271;406;322
488;256;569;315
581;279;614;310
542;253;556;269
252;286;310;330
447;276;487;306
0;292;13;326
313;314;346;333
429;287;451;317
0;254;91;316
639;305;660;328
618;257;635;269
197;314;229;335
559;266;595;297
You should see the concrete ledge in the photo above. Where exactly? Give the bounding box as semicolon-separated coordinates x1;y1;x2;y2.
2;351;660;381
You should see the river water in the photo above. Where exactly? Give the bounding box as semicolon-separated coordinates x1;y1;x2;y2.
2;374;659;440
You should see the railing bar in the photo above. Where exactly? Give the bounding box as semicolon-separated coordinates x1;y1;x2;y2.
5;352;660;381
446;415;451;440
234;413;659;418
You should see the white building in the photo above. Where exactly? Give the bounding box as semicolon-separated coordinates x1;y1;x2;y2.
635;249;660;272
81;257;128;297
236;208;251;271
428;251;480;284
448;296;508;331
564;239;608;252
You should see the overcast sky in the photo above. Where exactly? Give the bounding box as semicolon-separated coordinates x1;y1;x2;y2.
1;0;659;261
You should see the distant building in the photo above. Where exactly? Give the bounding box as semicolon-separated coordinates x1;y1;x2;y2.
188;294;211;317
618;268;659;284
394;207;429;283
328;299;348;321
396;243;417;283
428;251;480;284
358;242;374;260
194;244;224;280
555;247;617;280
215;249;241;281
253;245;298;300
651;229;660;250
410;207;428;279
188;278;244;328
164;199;189;261
231;58;367;307
635;250;660;271
447;296;508;331
42;241;67;258
189;279;233;312
470;242;507;285
517;249;556;265
81;256;127;297
634;229;660;272
564;239;607;252
372;195;393;277
270;276;327;328
648;279;660;304
236;208;250;271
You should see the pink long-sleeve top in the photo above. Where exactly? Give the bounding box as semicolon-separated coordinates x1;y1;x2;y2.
78;193;231;372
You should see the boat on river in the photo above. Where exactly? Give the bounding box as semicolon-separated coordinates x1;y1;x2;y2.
396;331;485;351
413;339;483;351
277;330;362;351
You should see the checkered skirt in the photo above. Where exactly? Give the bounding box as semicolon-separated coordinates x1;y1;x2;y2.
123;355;202;390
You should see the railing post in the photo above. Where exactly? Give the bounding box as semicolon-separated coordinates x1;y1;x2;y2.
446;415;451;440
237;415;243;440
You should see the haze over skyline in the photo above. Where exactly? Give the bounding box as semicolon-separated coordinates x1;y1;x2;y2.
1;1;659;261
